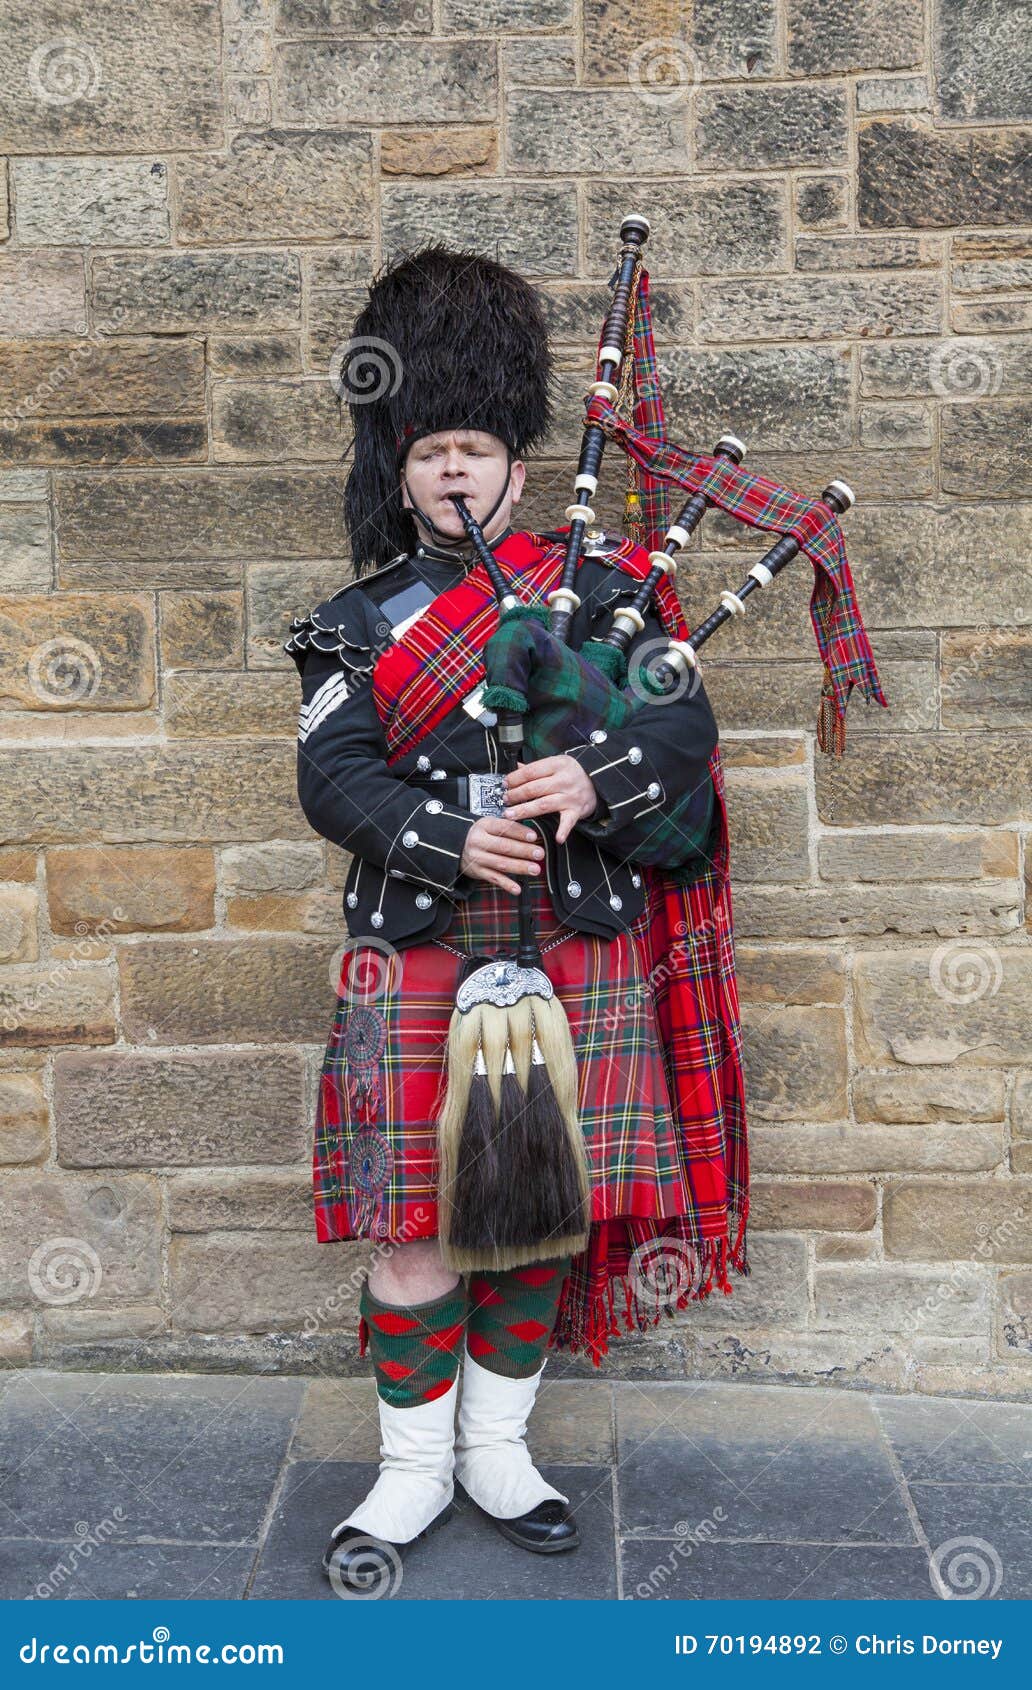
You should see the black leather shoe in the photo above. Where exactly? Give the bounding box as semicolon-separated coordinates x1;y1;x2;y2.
478;1497;580;1554
322;1503;456;1594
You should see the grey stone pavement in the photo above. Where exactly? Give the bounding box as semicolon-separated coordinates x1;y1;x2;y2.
0;1368;1029;1601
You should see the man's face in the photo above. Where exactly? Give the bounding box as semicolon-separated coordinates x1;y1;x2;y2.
400;428;525;543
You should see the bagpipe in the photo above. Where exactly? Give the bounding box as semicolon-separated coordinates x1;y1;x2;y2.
435;213;888;1273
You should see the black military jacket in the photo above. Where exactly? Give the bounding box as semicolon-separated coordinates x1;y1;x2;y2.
285;525;719;949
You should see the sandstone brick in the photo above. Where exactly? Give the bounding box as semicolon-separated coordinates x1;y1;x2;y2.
0;471;48;499
854;948;1032;1068
859;118;1032;227
941;630;1032;728
278;0;427;23
794;175;848;229
227;76;272;127
503;40;576;86
220;842;323;895
942;401;1032;497
0;336;205;459
0;743;304;844
722;771;809;882
0;253;86;337
0;1171;160;1307
850;504;1032;633
751;1122;1006;1174
381;182;576;276
700;274;942;342
752;1180;876;1230
160;592;243;671
884;1179;1032;1261
0;501;51;591
0;848;36;881
225;891;339;932
177;130;372;244
587;179;786;277
40;1303;164;1342
1015;1074;1032;1140
951;298;1032;335
12;157;169;245
860;336;1031;399
815;1264;990;1335
787;0;923;73
507;90;687;174
445;0;571;24
212;379;348;464
794;234;941;271
816;735;1032;826
91;252;301;334
815;1235;879;1261
0;885;38;963
54;1047;308;1167
119;937;335;1044
0;593;153;712
742;1005;848;1121
208;334;302;378
678;1235;810;1327
46;845;215;935
168;1169;310;1231
255;564;344;670
744;882;1020;940
858;403;933;449
165;672;296;737
696;84;848;169
170;1230;363;1332
0;964;116;1048
0;1;222;151
662;345;850;453
0;1313;31;1362
951;234;1032;295
690;0;780;79
702;652;932;734
819;830;1017;883
0;1071;47;1163
55;470;344;567
854;1070;1007;1124
276;39;496;126
997;1270;1032;1361
933;0;1030;123
380;126;498;175
736;945;845;1005
856;76;930;112
0;159;7;240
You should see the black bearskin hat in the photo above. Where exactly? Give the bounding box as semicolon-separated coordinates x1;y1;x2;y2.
339;245;554;572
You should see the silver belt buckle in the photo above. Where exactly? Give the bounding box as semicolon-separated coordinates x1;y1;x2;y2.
467;772;506;817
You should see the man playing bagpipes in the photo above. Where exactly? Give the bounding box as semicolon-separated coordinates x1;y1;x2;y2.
286;228;886;1594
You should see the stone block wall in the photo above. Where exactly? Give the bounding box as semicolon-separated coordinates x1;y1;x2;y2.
0;0;1029;1394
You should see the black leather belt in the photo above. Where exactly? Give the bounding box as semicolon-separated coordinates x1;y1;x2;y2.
404;770;506;817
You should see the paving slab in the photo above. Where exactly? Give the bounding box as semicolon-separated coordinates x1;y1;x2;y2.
0;1537;253;1601
621;1538;936;1601
907;1483;1032;1600
0;1372;302;1547
614;1381;915;1544
250;1460;617;1600
874;1395;1032;1484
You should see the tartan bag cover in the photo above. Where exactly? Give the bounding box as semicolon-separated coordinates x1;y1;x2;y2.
360;529;750;1364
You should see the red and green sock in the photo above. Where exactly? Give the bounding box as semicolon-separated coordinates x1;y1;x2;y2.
466;1257;571;1378
360;1277;468;1408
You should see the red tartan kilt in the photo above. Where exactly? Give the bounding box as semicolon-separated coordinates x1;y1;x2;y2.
313;873;704;1247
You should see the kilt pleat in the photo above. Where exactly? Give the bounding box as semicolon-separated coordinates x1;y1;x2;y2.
314;872;745;1365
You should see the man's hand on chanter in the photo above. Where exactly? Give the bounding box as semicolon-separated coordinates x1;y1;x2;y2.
502;754;599;845
460;817;545;895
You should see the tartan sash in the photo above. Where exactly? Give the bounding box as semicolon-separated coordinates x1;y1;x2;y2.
370;526;663;764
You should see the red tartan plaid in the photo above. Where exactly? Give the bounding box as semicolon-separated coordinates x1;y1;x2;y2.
317;534;750;1364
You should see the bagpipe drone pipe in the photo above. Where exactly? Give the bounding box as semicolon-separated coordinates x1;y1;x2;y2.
479;212;888;873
